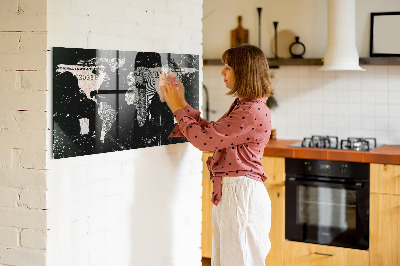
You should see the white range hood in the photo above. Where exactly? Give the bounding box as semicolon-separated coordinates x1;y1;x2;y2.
320;0;365;71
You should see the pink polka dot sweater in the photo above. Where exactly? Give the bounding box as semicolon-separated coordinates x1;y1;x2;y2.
169;97;272;206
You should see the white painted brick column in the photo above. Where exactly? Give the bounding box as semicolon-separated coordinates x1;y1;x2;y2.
46;0;204;265
0;0;48;265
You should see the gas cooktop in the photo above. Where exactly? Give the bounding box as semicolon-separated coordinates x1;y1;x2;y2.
289;135;383;151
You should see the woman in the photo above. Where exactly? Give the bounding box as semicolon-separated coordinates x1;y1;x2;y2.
161;44;273;266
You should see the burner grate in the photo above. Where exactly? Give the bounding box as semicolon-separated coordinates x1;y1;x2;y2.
296;136;378;151
340;137;377;151
301;135;339;149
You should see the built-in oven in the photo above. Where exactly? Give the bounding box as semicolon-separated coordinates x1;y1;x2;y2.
285;158;369;250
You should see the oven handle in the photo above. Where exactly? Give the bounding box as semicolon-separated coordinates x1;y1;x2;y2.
286;177;364;189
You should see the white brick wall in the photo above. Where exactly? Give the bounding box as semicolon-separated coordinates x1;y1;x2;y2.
2;0;203;265
46;1;203;266
0;0;48;265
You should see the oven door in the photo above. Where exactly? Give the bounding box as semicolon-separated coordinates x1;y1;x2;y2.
285;177;369;250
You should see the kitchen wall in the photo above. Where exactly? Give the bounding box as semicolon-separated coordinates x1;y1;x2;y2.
203;0;400;144
0;0;48;265
46;1;203;266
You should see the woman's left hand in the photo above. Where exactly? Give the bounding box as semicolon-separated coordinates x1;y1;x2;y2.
161;76;185;113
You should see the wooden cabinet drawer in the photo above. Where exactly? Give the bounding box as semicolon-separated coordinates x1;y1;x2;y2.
370;163;400;195
284;241;369;266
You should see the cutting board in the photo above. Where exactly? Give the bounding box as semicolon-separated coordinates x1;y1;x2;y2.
231;16;249;48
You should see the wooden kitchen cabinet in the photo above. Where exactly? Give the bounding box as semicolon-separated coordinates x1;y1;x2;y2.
284;241;369;266
201;154;286;266
202;152;213;258
262;156;285;266
370;163;400;266
370;163;400;195
370;193;400;266
261;156;285;186
264;184;285;266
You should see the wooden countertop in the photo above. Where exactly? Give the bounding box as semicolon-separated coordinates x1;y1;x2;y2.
263;139;400;165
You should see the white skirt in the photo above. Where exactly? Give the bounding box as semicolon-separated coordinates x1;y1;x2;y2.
212;176;271;266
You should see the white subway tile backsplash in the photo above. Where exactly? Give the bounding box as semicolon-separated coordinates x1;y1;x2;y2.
388;91;400;105
388;65;400;76
322;70;335;78
349;128;363;137
388;104;400;117
362;116;375;130
273;77;287;90
361;76;374;91
298;67;311;78
336;128;349;140
375;117;389;129
204;65;400;144
362;129;376;138
374;77;388;91
311;101;324;114
374;90;388;104
361;90;375;104
310;77;324;90
374;65;388;77
285;66;298;77
311;86;323;101
335;73;349;90
348;90;362;104
323;87;336;103
298;102;312;115
388;131;400;143
361;103;375;117
336;103;349;116
336;116;348;129
311;114;324;128
298;89;313;103
286;77;299;89
287;113;300;127
389;117;400;131
362;65;375;74
310;66;323;77
374;130;389;144
375;104;389;117
348;71;362;90
323;115;336;129
336;90;349;103
323;103;336;116
298;77;311;89
349;116;363;129
388;75;400;91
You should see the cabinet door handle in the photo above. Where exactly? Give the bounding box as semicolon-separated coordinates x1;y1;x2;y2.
314;252;335;257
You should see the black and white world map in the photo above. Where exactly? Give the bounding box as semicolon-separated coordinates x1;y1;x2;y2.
53;47;199;159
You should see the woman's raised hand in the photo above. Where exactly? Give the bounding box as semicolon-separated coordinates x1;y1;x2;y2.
173;76;187;108
161;75;186;113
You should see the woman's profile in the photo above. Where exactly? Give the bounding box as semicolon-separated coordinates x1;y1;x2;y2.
161;44;273;266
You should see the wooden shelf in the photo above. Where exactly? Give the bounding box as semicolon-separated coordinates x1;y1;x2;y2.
359;57;400;65
268;58;323;67
203;57;400;67
203;58;323;67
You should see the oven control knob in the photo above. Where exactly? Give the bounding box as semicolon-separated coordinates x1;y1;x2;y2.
340;164;347;174
304;161;312;171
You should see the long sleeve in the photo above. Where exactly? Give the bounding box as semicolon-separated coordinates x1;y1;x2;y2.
169;104;210;137
172;105;257;152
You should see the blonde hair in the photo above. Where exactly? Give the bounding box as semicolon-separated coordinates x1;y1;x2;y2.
221;44;273;99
